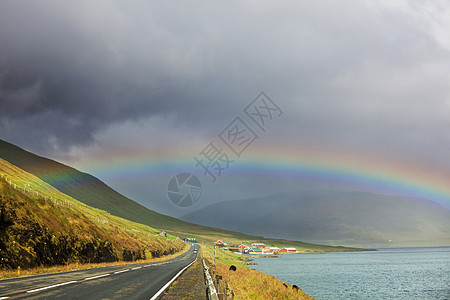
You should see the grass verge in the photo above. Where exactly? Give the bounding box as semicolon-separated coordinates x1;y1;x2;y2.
201;243;313;299
0;243;190;280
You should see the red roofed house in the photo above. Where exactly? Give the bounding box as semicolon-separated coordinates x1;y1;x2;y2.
239;244;251;250
280;248;297;253
251;243;266;248
214;240;230;247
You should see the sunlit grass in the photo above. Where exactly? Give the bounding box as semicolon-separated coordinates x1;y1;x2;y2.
201;244;313;299
0;158;185;271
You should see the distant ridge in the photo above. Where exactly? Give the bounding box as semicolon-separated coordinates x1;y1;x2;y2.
182;191;450;247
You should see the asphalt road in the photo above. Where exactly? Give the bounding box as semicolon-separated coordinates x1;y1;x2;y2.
0;244;199;300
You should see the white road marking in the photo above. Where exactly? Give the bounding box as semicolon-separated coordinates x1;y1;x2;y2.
149;253;198;300
26;281;77;293
0;297;10;299
113;269;130;274
131;266;142;270
84;274;110;281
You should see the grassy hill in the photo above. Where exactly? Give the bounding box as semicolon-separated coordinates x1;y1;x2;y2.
0;158;184;269
0;139;361;252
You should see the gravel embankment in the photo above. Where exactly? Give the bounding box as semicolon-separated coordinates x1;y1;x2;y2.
159;255;207;299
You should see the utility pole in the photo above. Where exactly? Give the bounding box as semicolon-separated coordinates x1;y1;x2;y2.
214;245;216;266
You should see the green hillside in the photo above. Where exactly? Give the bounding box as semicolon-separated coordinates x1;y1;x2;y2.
0;158;184;269
0;139;361;252
0;139;180;230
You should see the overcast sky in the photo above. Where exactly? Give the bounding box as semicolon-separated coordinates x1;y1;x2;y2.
1;1;449;216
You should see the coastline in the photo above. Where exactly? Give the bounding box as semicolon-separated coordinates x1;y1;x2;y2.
248;246;450;299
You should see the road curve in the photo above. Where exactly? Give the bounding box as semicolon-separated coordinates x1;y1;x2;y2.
0;244;199;300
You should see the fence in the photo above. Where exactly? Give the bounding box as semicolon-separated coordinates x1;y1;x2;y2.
1;172;74;209
203;258;235;300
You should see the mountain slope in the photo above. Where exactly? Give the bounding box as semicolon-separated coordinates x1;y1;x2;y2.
182;192;450;247
0;157;184;269
0;139;223;237
0;139;182;230
0;139;360;251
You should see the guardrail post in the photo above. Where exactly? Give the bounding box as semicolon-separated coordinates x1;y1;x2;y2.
203;259;219;300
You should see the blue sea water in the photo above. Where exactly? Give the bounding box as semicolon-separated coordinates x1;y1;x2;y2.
250;247;450;299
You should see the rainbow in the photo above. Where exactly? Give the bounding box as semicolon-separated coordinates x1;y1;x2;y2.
78;144;450;209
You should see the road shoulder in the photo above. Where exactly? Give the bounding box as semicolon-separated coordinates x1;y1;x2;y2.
159;253;207;299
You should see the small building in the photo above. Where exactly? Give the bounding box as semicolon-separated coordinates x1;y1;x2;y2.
214;240;230;247
251;243;266;248
239;244;251;250
262;247;273;253
280;248;297;253
249;247;263;253
228;248;240;253
269;247;281;254
159;231;167;236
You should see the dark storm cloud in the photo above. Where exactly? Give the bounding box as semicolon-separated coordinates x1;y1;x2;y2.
0;0;449;172
0;0;237;154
